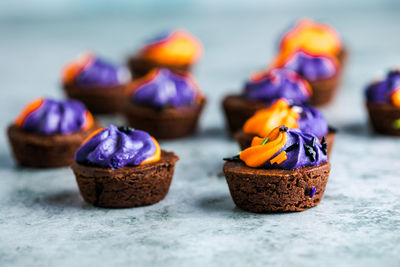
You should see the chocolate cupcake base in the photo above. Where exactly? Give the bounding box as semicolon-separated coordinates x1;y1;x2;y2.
7;122;101;168
222;94;268;135
367;102;400;136
124;99;206;140
234;130;336;158
63;84;126;114
223;161;330;213
71;151;179;208
127;57;191;78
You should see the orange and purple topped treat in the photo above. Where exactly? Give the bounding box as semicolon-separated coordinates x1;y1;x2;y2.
7;98;100;168
270;18;347;106
14;98;94;135
365;69;400;136
71;125;179;208
75;125;161;169
366;69;400;107
128;30;203;77
223;126;331;213
62;52;131;114
62;52;130;88
124;68;206;139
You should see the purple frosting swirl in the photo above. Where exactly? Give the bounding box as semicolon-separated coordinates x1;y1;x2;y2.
20;99;90;135
365;70;400;104
131;68;197;108
75;125;156;169
280;51;337;81
72;55;130;87
262;128;327;170
243;68;310;104
295;104;329;138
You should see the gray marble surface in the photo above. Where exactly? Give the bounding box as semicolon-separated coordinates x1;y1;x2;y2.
1;1;400;266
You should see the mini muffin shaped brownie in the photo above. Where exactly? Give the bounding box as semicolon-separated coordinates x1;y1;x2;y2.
7;98;100;168
124;68;206;139
365;69;400;136
222;68;311;134
72;125;179;208
127;30;203;77
223;126;330;213
62;52;131;114
270;19;347;106
234;98;335;157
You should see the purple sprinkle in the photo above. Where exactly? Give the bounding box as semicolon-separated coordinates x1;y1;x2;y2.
310;187;316;198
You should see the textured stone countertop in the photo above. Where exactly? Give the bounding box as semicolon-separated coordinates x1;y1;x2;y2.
0;1;400;266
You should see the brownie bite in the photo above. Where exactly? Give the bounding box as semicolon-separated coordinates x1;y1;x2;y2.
127;30;202;78
124;68;206;139
72;125;179;208
7;98;100;168
223;126;330;213
222;68;311;134
234;98;335;157
365;69;400;136
62;52;131;114
269;18;347;106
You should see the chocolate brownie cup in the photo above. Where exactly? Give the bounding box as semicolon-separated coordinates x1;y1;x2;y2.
124;68;206;139
365;69;400;136
127;30;202;78
234;98;335;157
7;98;100;168
62;52;131;114
270;18;347;106
72;125;179;208
224;126;330;213
222;68;311;135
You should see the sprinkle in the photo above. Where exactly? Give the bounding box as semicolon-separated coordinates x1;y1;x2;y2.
304;144;316;162
321;136;328;155
285;143;299;152
310;187;316;198
261;137;269;145
311;137;316;147
279;126;288;132
392;118;400;130
270;151;287;165
118;126;134;134
223;155;242;162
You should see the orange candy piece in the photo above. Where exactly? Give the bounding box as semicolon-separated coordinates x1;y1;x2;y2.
240;127;288;168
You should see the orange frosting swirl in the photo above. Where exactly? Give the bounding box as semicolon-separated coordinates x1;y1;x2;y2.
240;127;287;168
279;19;342;57
243;99;299;137
138;30;202;66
